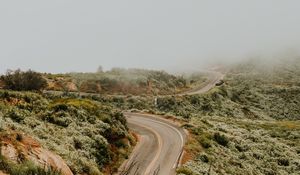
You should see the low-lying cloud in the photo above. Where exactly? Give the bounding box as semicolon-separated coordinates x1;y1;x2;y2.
0;0;300;73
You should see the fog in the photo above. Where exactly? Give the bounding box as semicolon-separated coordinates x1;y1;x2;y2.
1;0;300;73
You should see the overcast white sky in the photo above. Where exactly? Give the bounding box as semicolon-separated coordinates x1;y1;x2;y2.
1;0;300;73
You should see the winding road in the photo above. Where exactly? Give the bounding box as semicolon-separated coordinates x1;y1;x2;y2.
121;71;224;175
121;113;185;175
180;71;225;95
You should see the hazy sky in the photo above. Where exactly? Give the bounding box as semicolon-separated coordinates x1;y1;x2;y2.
1;1;300;73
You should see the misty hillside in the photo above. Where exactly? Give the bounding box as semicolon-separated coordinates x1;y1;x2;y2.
0;58;299;175
158;58;300;175
44;68;206;95
2;1;300;175
80;58;300;175
139;57;300;121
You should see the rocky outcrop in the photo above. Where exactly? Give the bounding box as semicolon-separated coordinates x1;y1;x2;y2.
0;132;73;175
0;80;4;89
0;170;8;175
47;77;78;92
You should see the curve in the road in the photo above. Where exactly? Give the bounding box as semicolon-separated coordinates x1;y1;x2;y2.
181;71;225;95
120;71;225;175
120;113;186;175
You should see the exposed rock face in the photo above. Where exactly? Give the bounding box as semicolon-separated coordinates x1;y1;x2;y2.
65;81;78;92
0;170;9;175
79;81;101;93
0;80;4;89
46;77;78;92
0;132;73;175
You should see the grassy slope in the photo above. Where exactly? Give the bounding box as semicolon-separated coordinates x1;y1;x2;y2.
0;90;134;175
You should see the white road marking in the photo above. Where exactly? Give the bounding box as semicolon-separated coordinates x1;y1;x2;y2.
133;116;185;170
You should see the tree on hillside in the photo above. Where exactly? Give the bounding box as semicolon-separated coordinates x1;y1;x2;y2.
97;65;103;73
1;69;48;91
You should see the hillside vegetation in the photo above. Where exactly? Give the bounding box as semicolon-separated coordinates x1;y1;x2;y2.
0;69;47;91
103;58;300;120
0;90;134;175
172;58;300;175
83;57;300;175
45;68;206;95
1;58;299;175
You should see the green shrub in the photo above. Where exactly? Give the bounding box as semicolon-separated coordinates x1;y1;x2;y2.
191;127;203;135
73;138;83;149
277;158;289;166
112;112;127;128
198;137;212;149
5;110;25;123
42;112;72;127
235;144;248;152
1;69;47;91
197;133;212;149
189;95;201;105
176;167;195;175
213;132;229;147
114;140;127;148
112;97;124;104
0;117;5;131
157;97;176;110
92;137;110;167
197;154;209;163
16;133;23;141
52;104;68;112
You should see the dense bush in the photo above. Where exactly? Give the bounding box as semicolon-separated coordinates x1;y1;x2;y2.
5;110;26;123
157;96;176;110
1;69;47;91
277;158;289;166
176;167;195;175
213;132;229;147
197;154;209;163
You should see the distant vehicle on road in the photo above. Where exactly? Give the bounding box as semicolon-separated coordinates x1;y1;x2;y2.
215;80;224;86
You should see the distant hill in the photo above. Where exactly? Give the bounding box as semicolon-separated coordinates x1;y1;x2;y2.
44;68;206;95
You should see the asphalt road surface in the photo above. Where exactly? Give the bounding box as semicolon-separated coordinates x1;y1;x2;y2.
181;71;225;95
120;113;186;175
121;71;224;175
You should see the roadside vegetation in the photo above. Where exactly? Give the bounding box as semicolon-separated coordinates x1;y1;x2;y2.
0;90;134;175
81;57;300;175
165;57;300;175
